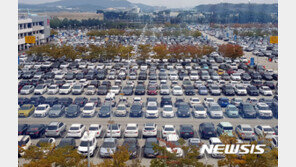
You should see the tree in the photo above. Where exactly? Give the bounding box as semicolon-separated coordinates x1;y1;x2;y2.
201;45;216;56
191;30;202;37
96;146;131;167
168;44;186;59
217;134;278;167
218;44;243;59
138;44;152;60
60;45;80;60
118;45;134;59
150;138;210;167
152;44;169;60
21;144;86;167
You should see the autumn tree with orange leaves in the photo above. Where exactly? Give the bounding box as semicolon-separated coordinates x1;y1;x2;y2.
152;44;169;60
218;44;244;59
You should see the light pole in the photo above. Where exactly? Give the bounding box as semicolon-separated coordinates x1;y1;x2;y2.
87;131;90;167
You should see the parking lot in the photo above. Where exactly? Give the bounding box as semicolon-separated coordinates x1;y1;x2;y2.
18;27;278;167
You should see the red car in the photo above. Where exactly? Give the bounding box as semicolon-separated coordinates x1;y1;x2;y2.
147;86;158;95
227;69;235;75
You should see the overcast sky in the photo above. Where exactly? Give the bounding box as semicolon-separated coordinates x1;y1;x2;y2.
19;0;278;8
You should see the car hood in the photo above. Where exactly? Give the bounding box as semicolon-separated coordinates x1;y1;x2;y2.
144;147;156;154
49;110;61;114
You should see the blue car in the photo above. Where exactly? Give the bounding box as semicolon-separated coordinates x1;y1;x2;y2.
218;97;229;108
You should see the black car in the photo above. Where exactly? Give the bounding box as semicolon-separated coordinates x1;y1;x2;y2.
54;80;65;88
44;97;59;107
86;72;95;80
97;85;108;95
160;96;173;108
130;104;143;117
263;81;276;89
262;73;273;81
247;85;259;96
58;97;73;107
184;86;196;95
75;72;84;80
73;97;88;107
179;124;194;139
18;124;29;135
22;72;34;79
65;104;81;117
97;73;106;80
177;102;191;117
199;122;217;139
143;138;159;158
29;95;46;106
250;72;262;80
239;103;257;118
25;124;46;138
44;72;54;79
272;73;278;80
135;85;145;95
175;98;185;108
56;138;76;149
271;101;278;118
138;73;147;80
222;85;235;96
122;138;140;158
241;73;251;81
89;80;100;88
18;97;30;106
98;105;111;117
251;80;263;88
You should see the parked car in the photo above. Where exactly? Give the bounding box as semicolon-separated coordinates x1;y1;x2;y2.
199;122;217;139
45;121;66;137
99;138;118;158
25;124;46;138
179;124;194;139
143;138;159;158
235;124;255;140
67;124;86;138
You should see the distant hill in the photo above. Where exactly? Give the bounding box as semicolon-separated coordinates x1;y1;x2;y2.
18;0;157;12
194;3;278;14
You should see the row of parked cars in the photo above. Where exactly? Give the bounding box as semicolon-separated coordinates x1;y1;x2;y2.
18;122;278;158
18;94;278;119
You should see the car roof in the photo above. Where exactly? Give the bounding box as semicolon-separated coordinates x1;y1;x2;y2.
48;122;60;126
71;124;82;127
104;138;116;142
145;123;155;127
210;137;222;143
240;124;252;128
164;125;174;128
219;122;233;127
127;123;137;127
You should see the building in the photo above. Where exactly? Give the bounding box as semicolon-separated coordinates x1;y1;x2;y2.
18;14;51;51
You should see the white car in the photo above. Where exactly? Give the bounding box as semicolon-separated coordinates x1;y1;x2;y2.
207;102;223;118
18;135;32;156
162;125;177;139
34;84;47;95
172;86;183;96
190;72;199;80
190;97;201;107
115;104;127;116
254;125;276;139
133;97;143;106
209;137;225;158
87;64;96;70
146;102;159;118
236;124;256;140
54;72;65;80
203;97;215;107
97;64;105;69
124;123;139;138
34;104;50;117
255;103;273;118
79;79;90;87
78;132;97;156
166;134;184;157
20;85;35;95
231;73;241;81
160;85;170;95
106;124;121;138
194;81;203;88
193;104;207;118
79;62;87;69
162;105;174;118
142;123;157;137
47;85;59;95
60;62;70;68
82;103;96;117
169;73;178;80
89;124;102;138
259;86;273;96
85;85;96;95
110;85;121;95
59;84;72;95
67;124;86;138
235;85;247;95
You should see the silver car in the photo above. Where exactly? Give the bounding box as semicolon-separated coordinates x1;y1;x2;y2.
235;124;255;140
99;138;118;158
45;122;66;137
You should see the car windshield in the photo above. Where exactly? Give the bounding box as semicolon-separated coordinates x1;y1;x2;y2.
80;141;93;147
36;106;46;110
47;126;57;130
164;107;173;111
61;85;70;89
210;106;221;111
146;142;157;148
194;105;204;111
131;105;141;110
242;128;252;131
117;106;125;110
174;87;181;90
84;106;94;110
20;105;31;110
89;127;99;130
36;85;44;89
126;127;137;130
243;105;253;110
258;106;270;110
70;127;79;130
164;127;174;131
102;142;115;148
263;128;273;132
101;106;110;112
147;106;157;110
52;105;61;110
223;127;233;130
73;86;82;89
108;125;119;130
22;86;31;89
49;86;56;89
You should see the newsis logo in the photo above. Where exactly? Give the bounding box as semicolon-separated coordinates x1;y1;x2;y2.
200;144;266;155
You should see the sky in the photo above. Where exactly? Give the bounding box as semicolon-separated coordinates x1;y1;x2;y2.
19;0;278;8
